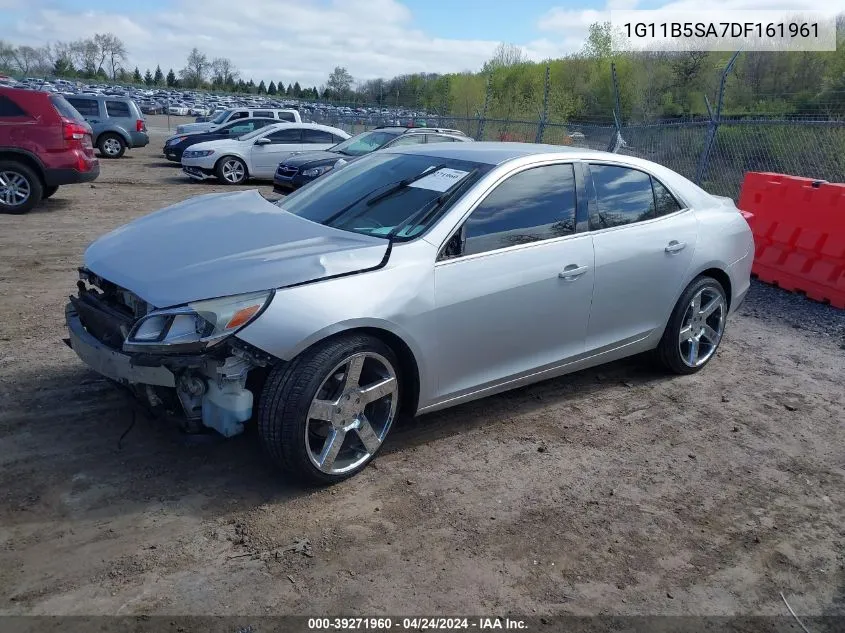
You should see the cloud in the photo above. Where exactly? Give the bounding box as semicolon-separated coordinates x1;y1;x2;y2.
2;0;528;86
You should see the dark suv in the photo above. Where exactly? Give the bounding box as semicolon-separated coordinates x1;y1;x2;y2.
0;87;99;214
273;126;471;193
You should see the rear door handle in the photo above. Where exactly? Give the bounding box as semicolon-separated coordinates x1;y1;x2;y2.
665;240;686;254
559;264;589;280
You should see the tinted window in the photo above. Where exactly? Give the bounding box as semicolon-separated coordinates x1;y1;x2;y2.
50;95;85;122
278;112;297;122
462;164;577;256
653;178;683;216
253;110;273;118
426;135;456;143
66;98;100;117
588;164;656;229
389;134;426;147
265;128;301;143
230;111;248;120
302;129;336;143
0;95;27;117
105;100;131;118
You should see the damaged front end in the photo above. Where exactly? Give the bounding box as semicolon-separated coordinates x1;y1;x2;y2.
65;268;277;437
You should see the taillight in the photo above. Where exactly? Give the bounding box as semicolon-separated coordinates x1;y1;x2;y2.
62;118;89;143
136;119;146;132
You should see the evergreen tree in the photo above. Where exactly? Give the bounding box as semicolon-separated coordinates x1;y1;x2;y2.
257;80;266;94
268;81;277;95
132;67;143;84
166;68;177;87
154;65;164;85
144;69;153;85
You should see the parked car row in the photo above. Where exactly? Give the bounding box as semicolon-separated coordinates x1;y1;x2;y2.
161;110;473;188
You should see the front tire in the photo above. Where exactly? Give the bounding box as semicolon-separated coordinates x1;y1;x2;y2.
0;161;42;214
656;275;728;375
98;133;126;158
258;334;401;485
215;156;248;185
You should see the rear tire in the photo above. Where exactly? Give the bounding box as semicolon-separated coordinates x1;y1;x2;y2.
655;275;728;375
257;334;401;485
215;156;248;185
43;185;59;199
0;160;42;214
98;133;126;158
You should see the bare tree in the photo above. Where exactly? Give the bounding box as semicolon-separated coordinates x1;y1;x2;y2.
211;57;239;86
180;47;210;88
483;43;526;72
11;45;47;75
0;40;16;71
70;38;99;76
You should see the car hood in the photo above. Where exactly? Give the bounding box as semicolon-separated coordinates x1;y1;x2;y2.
83;190;389;308
280;150;346;169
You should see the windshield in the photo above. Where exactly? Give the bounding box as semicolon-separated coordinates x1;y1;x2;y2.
211;109;232;124
276;153;490;240
330;130;401;157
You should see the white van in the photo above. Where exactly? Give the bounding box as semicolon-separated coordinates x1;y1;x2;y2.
175;108;301;134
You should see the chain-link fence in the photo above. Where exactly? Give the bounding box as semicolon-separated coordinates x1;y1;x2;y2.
311;51;845;200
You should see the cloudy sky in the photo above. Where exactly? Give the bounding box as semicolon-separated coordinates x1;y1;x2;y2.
0;0;840;86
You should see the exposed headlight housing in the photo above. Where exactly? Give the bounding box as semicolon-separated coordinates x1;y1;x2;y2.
167;136;188;145
123;290;273;354
302;165;333;178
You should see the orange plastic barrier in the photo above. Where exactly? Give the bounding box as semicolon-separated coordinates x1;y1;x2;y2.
738;172;845;309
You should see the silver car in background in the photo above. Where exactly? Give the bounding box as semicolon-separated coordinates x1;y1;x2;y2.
65;143;753;484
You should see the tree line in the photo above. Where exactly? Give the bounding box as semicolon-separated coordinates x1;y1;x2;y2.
2;22;844;121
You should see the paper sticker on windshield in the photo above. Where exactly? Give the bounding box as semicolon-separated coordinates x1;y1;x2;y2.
409;168;470;192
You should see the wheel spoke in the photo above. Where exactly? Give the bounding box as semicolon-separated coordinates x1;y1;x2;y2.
678;324;693;344
700;297;721;318
702;325;721;345
308;398;336;423
687;337;700;365
0;174;8;187
317;428;346;469
355;416;381;454
690;293;701;313
343;355;365;390
359;376;396;404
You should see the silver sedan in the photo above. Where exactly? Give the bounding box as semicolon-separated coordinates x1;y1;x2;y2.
65;143;754;484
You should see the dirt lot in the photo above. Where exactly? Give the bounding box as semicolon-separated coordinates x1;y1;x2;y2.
0;116;843;620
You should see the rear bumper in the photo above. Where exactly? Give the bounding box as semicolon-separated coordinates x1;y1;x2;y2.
44;163;100;187
129;131;150;148
65;302;175;387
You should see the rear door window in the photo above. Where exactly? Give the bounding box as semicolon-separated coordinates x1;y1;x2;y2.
253;110;273;118
278;111;297;122
66;98;101;117
105;100;131;118
302;129;336;143
0;95;27;117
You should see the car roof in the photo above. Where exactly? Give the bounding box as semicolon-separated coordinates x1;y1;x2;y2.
249;121;348;134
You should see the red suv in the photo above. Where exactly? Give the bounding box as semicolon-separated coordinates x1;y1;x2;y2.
0;87;99;214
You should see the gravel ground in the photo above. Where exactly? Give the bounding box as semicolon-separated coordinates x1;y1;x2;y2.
0;116;843;622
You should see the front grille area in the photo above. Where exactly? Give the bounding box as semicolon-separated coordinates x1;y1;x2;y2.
276;166;298;178
74;269;150;349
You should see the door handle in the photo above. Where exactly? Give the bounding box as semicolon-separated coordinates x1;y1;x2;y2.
665;240;686;254
559;265;589;280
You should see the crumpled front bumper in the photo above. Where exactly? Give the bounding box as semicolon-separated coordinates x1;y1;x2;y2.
64;302;175;387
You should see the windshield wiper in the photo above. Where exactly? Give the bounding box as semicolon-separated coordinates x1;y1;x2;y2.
387;168;479;240
365;163;448;207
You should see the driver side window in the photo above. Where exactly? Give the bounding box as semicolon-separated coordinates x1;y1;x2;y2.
439;163;577;260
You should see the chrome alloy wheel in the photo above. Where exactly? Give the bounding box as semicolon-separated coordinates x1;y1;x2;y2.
221;159;246;183
0;171;30;207
305;352;398;475
102;137;123;156
678;285;726;368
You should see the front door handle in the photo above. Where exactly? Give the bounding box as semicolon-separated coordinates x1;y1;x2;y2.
665;240;686;254
559;264;589;281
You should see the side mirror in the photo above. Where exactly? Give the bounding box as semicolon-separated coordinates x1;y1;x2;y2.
255;137;271;146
